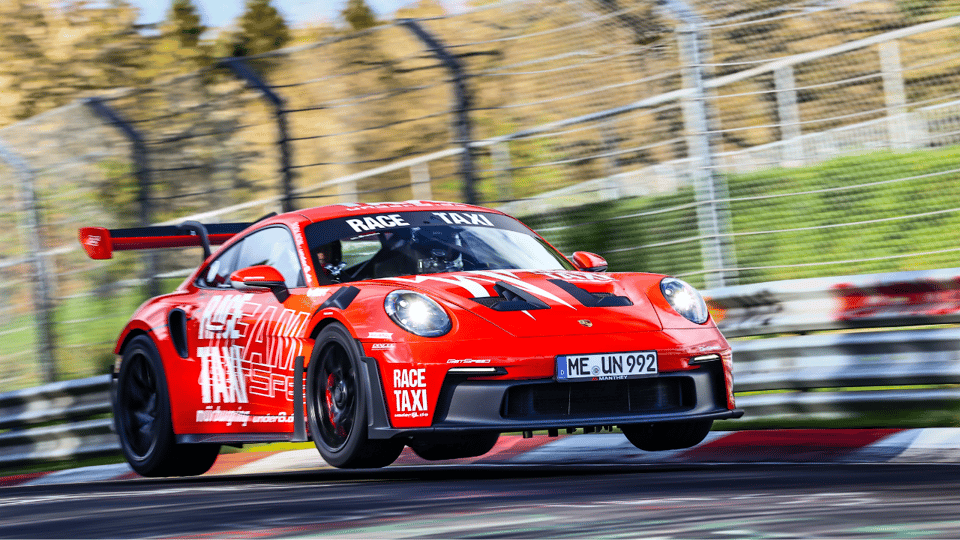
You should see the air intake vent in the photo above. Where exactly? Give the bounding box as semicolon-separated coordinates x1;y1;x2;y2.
473;281;550;311
503;377;693;419
548;279;633;307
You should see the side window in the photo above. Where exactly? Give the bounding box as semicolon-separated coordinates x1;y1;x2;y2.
234;227;305;288
198;241;243;289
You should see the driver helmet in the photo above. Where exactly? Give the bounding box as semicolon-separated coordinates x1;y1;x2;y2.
412;226;463;274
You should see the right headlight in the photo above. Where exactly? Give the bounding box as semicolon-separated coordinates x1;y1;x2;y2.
660;277;709;324
384;290;452;337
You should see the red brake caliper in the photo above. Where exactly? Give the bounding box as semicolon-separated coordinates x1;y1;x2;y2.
326;373;337;428
326;373;347;438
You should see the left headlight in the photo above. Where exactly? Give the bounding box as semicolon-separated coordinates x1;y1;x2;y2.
660;277;709;324
384;290;452;337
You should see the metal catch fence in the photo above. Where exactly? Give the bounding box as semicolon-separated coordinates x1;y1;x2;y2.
1;1;960;388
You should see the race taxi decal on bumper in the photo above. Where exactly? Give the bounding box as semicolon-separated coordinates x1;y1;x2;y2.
392;368;429;419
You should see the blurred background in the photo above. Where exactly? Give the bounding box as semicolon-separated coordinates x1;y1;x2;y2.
1;0;959;392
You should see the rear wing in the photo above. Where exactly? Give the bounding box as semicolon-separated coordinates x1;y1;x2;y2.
78;221;252;260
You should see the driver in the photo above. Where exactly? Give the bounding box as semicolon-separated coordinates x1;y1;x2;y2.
314;240;345;283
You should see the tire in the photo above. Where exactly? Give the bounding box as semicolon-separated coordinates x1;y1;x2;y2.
114;335;221;477
409;432;499;461
306;323;404;468
621;420;713;452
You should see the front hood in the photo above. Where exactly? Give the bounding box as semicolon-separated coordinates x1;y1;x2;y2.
375;269;664;338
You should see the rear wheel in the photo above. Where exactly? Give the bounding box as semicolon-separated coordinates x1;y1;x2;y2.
307;323;404;468
409;433;499;461
621;420;713;451
114;335;220;477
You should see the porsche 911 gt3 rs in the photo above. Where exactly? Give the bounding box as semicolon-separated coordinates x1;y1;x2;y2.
79;200;742;476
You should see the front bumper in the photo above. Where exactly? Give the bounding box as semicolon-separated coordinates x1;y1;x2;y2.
361;357;742;438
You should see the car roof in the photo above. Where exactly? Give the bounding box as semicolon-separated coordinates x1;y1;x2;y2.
289;200;508;225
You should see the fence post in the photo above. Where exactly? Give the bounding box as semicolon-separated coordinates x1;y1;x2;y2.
221;58;296;212
879;40;910;150
775;65;804;165
668;0;736;288
409;162;433;200
85;98;161;298
491;142;514;202
0;140;58;384
400;19;479;205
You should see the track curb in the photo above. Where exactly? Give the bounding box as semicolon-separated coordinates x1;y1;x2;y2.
5;428;960;487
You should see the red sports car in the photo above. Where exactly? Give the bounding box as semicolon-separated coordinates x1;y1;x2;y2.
79;201;741;476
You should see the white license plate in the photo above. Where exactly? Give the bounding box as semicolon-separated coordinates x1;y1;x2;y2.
556;351;658;381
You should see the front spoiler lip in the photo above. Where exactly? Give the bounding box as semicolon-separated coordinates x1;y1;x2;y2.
371;408;744;438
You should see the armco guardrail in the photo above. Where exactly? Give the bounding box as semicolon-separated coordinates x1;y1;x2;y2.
706;267;960;423
705;267;960;338
0;375;116;466
3;268;960;468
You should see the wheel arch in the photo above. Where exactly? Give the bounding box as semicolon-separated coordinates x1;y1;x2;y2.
115;326;151;358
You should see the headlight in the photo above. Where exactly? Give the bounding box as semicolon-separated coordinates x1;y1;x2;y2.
384;290;452;337
660;277;709;324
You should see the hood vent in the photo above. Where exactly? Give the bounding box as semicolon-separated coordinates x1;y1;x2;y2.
473;281;550;311
548;279;633;308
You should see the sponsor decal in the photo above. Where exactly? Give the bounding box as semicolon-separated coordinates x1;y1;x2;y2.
392;368;428;415
345;214;410;233
307;288;331;298
198;345;247;404
446;358;492;364
195;407;295;426
340;201;468;211
368;331;393;340
196;294;310;406
431;212;494;227
84;235;101;247
290;224;313;284
371;343;395;350
539;270;615;283
200;293;253;339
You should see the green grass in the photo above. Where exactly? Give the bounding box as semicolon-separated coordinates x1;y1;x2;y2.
523;145;960;289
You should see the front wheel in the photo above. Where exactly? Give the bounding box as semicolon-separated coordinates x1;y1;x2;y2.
306;323;404;468
621;420;713;452
114;335;221;477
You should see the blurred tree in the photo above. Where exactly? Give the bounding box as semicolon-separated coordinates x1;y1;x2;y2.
144;0;211;78
224;0;291;57
0;0;148;123
342;0;378;30
169;0;205;49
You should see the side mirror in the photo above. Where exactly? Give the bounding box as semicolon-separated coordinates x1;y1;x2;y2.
571;251;608;272
230;265;290;303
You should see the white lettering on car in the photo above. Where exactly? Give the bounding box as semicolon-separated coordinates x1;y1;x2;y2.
196;293;311;407
431;212;494;227
392;368;428;414
198;345;248;404
345;214;410;232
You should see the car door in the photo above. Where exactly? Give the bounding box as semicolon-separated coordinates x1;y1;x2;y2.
192;226;310;434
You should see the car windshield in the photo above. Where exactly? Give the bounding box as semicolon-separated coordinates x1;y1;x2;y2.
303;210;575;283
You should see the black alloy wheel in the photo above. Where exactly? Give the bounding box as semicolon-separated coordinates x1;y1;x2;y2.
115;335;220;477
307;323;404;468
316;340;357;450
119;349;161;459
